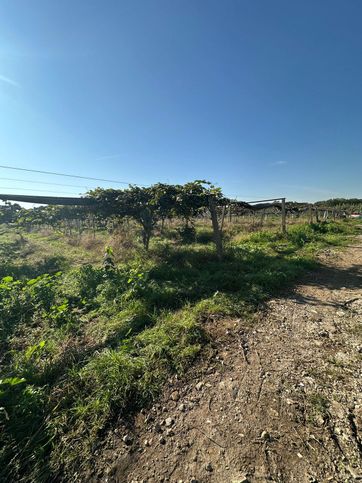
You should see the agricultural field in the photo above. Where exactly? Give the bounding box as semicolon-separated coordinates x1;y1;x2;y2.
0;204;358;481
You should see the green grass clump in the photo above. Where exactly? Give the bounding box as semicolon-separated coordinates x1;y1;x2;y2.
307;392;330;425
0;220;356;481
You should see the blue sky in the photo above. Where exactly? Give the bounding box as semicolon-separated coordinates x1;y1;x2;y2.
0;0;361;202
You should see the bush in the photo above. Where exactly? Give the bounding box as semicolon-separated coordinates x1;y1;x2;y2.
176;225;196;244
195;228;214;244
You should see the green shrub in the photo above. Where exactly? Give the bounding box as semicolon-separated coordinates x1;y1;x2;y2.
195;227;214;244
249;230;283;243
176;225;196;244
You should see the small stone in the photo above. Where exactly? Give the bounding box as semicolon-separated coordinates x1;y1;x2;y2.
165;417;174;427
318;330;329;338
261;430;270;441
192;454;198;462
159;436;166;445
205;462;213;472
314;415;324;427
170;391;180;401
178;403;186;412
144;439;150;447
297;452;303;459
196;382;204;391
122;434;132;445
154;423;162;433
190;479;199;483
166;428;174;436
144;414;154;424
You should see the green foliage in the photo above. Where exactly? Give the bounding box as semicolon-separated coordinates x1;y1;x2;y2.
286;221;352;247
87;180;224;250
177;224;196;243
16;204;90;233
88;184;183;249
0;232;68;280
103;245;115;272
0;382;49;481
315;198;362;212
0;203;21;224
195;227;215;244
73;264;104;300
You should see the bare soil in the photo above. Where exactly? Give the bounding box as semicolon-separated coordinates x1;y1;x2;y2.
99;236;362;483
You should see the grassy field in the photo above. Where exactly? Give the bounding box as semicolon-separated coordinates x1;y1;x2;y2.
0;219;358;481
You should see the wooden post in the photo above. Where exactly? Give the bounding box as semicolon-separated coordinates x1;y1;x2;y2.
220;205;226;233
260;209;266;228
281;198;286;234
209;197;223;261
315;208;320;223
228;204;232;223
308;205;313;224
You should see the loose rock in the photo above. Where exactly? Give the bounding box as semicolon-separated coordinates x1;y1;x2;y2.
170;391;180;401
205;462;213;472
122;434;133;445
154;423;162;433
165;417;175;427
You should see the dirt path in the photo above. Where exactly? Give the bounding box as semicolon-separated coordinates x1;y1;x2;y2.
107;237;362;483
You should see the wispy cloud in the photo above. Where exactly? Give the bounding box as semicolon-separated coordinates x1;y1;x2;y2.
0;74;20;88
95;154;120;161
271;160;287;166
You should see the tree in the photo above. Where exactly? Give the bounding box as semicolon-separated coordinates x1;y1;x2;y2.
88;181;227;255
175;181;225;258
88;185;172;250
0;203;21;224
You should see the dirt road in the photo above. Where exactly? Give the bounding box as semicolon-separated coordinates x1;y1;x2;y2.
110;236;362;483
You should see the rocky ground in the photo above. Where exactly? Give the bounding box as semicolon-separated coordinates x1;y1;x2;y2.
95;235;362;483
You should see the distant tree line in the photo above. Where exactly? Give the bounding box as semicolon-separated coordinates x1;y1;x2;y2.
314;198;362;212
